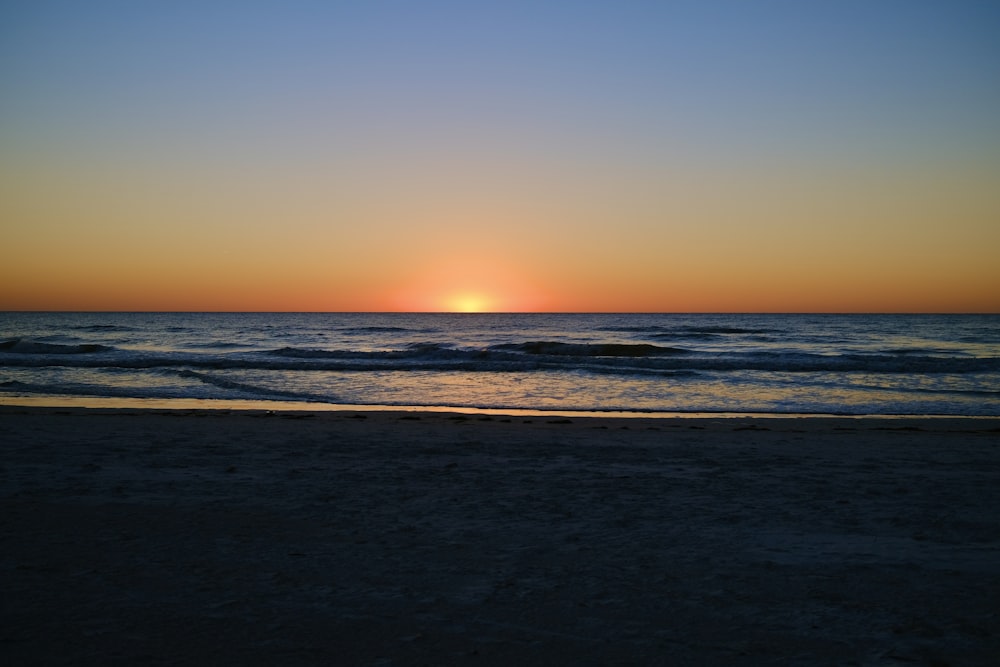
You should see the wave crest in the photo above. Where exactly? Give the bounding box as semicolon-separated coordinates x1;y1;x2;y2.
490;341;689;357
0;339;113;355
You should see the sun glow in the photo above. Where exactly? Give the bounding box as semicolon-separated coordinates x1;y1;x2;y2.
446;293;490;313
388;256;550;312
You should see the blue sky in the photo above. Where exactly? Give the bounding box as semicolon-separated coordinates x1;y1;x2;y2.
6;1;997;154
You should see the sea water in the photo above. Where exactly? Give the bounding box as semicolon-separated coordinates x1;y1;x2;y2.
1;312;998;415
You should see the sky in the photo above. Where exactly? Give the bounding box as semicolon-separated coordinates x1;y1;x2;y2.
2;0;999;312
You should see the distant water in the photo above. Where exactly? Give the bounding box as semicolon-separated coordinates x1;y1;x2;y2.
2;313;998;416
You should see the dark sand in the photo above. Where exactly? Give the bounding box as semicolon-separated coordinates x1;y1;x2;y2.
2;407;999;665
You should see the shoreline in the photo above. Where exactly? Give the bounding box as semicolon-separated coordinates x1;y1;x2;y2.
3;395;998;420
3;406;998;664
8;403;1000;428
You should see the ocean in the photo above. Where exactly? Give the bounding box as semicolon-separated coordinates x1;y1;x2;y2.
1;312;998;416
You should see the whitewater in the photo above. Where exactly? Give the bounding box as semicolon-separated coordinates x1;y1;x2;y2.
1;312;998;415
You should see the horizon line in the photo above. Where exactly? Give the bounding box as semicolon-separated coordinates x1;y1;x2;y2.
3;310;998;316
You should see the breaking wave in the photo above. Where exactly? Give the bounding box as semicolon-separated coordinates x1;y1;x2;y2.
66;324;136;332
602;325;778;338
0;339;114;355
1;340;996;375
491;342;689;357
175;370;334;402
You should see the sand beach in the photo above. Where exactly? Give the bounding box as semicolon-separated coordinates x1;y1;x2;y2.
2;406;998;665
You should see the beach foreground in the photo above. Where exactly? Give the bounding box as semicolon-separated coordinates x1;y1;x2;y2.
2;408;998;665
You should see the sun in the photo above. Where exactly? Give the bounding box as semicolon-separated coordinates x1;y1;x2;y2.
447;293;490;313
388;256;549;312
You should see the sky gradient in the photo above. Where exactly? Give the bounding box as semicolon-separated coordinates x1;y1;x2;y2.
2;0;999;312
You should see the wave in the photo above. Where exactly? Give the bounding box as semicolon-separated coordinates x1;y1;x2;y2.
66;324;136;332
0;379;180;400
491;341;689;357
647;332;764;341
1;340;997;375
3;374;995;416
337;326;428;334
0;339;113;355
0;373;333;404
878;347;968;356
0;381;812;414
602;325;777;336
175;370;333;402
185;341;255;350
272;342;464;360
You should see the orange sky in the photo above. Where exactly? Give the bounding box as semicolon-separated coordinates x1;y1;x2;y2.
2;2;999;312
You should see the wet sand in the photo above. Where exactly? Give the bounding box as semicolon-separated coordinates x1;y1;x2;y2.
2;407;998;665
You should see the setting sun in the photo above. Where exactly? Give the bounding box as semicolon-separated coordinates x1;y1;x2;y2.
446;293;490;313
386;256;550;313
